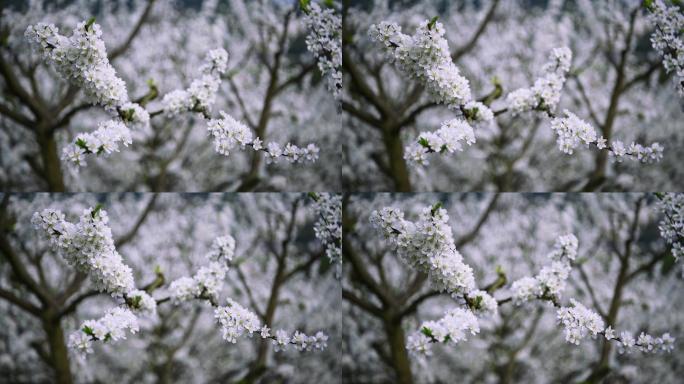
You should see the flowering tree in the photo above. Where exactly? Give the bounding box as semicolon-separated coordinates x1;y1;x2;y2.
343;193;682;383
0;0;341;192
0;193;340;383
342;0;684;192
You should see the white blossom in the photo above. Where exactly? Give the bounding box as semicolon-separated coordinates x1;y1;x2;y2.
657;193;684;260
62;119;132;169
214;298;261;343
466;290;498;315
369;19;472;108
311;193;342;268
126;289;156;316
507;47;572;114
370;205;476;296
26;20;129;110
510;234;577;304
302;2;342;98
32;207;135;296
68;307;139;355
208;235;236;263
407;307;480;355
648;0;684;96
556;299;605;345
206;112;319;164
405;118;476;166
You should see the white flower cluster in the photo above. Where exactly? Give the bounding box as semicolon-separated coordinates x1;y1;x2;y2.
609;140;664;163
126;289;157;316
550;110;600;154
556;299;675;354
657;193;684;260
463;101;494;123
62;120;133;167
25;20;128;110
162;48;228;116
407;307;480;355
556;299;604;345
369;205;476;296
208;235;236;263
206;112;319;164
621;331;676;354
119;102;150;129
507;47;572;114
68;307;139;356
214;298;262;343
369;19;472;108
168;234;239;304
648;0;684;96
32;207;134;296
311;193;342;267
214;299;328;352
302;2;342;99
26;20;155;169
548;110;663;162
169;261;228;305
511;234;578;304
404;118;476;166
466;289;498;315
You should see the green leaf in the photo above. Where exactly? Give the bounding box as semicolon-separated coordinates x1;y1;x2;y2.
418;137;430;148
643;0;654;10
82;326;94;336
427;16;439;30
421;326;433;338
308;192;319;201
430;202;443;216
91;204;103;218
85;17;96;32
300;0;311;13
75;138;88;150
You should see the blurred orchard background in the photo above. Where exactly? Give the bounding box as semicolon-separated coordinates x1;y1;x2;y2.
342;0;684;192
0;193;340;383
0;0;340;192
343;193;683;383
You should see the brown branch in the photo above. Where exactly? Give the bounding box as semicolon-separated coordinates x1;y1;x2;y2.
115;194;158;248
342;289;383;317
452;0;501;61
456;193;500;248
108;0;158;60
0;287;41;316
0;102;34;128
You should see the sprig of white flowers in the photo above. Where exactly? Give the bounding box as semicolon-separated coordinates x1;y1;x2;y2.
507;47;572;114
167;235;328;352
32;206;162;356
310;193;342;270
207;112;319;164
656;192;684;261
27;18;320;171
556;299;674;354
510;234;578;304
32;206;135;296
371;202;676;356
369;17;665;167
647;0;684;97
25;19;152;170
370;204;476;296
301;1;342;99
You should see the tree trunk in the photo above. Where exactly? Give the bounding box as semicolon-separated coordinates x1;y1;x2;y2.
381;130;412;192
36;130;66;192
384;319;413;384
43;318;73;384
